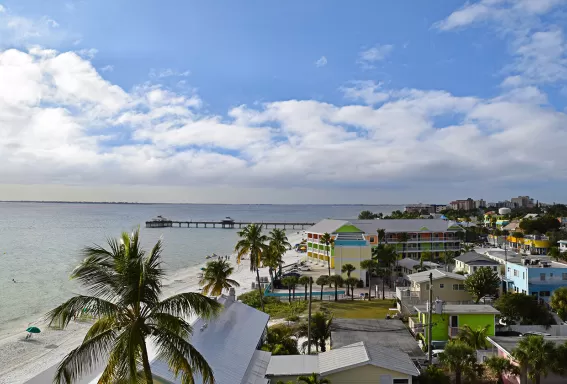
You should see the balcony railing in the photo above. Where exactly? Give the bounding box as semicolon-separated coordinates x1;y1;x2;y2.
448;327;460;338
409;317;424;335
386;237;458;243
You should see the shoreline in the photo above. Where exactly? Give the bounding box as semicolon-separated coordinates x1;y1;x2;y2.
0;231;306;384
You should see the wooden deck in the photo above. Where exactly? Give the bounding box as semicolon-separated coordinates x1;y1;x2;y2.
146;220;315;229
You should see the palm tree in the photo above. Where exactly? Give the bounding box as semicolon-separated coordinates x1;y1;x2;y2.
550;286;567;321
298;276;311;301
512;335;557;384
262;247;281;289
268;228;291;277
235;223;269;311
461;243;474;253
548;246;562;261
327;275;343;302
443;250;456;272
373;244;397;290
281;276;296;303
439;340;476;384
319;233;334;276
297;312;333;352
341;263;356;278
261;325;299;355
457;324;489;350
346;277;359;300
360;259;379;300
297;373;331;384
377;228;386;244
484;356;519;384
46;229;221;384
316;275;329;301
199;259;240;296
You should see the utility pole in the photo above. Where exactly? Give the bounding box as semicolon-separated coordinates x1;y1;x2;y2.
428;272;433;364
307;276;313;354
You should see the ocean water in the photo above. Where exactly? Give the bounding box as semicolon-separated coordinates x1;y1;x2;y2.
0;202;401;333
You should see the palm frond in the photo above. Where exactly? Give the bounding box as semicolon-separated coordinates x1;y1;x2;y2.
153;292;221;320
152;326;215;384
46;295;119;329
149;312;194;339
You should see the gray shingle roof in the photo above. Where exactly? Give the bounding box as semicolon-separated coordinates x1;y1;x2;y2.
365;343;420;376
407;269;466;283
307;219;349;234
455;252;500;265
150;295;269;384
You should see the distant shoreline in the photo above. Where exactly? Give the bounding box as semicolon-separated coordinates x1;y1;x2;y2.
0;201;405;206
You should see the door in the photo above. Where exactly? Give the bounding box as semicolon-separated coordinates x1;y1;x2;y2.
450;315;458;327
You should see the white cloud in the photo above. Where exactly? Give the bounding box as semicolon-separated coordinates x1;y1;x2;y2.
76;48;97;59
340;81;390;105
315;56;327;67
0;4;6;13
100;65;114;72
357;44;393;69
149;68;191;78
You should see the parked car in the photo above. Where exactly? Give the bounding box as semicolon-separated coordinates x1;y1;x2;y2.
281;272;301;279
431;349;445;365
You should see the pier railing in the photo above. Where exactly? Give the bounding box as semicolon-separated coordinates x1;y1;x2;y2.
146;220;315;229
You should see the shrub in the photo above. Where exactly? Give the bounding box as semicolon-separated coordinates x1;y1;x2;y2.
356;279;364;288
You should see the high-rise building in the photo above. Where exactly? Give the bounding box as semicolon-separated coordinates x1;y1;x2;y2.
511;196;534;208
449;198;475;211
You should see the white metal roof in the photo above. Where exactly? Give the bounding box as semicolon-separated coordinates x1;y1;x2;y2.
306;219;464;235
318;342;370;376
266;355;319;376
242;350;272;384
414;304;500;315
408;269;466;283
365;343;420;376
398;258;440;270
150;295;269;384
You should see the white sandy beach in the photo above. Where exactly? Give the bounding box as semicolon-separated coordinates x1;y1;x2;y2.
0;232;306;384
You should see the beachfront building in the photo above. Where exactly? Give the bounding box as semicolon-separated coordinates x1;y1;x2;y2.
266;341;419;384
306;219;464;283
504;256;567;302
454;252;501;275
409;304;499;342
151;290;271;384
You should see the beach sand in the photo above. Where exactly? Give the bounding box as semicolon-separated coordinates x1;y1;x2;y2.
0;232;306;384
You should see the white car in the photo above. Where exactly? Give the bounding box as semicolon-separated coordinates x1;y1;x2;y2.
431;349;445;365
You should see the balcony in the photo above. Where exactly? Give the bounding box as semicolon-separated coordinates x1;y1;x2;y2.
448;327;460;338
386;237;458;243
409;317;424;335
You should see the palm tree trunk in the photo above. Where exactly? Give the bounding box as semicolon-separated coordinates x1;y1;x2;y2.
382;275;385;300
334;285;338;301
256;269;265;311
520;365;528;384
368;276;372;301
327;247;331;276
535;374;541;384
351;286;354;301
288;287;291;303
304;286;307;301
320;339;326;352
320;285;324;301
141;340;154;384
269;267;275;290
455;368;461;384
292;287;296;300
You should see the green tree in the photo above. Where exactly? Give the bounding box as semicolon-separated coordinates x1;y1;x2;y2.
442;251;456;272
316;275;329;301
377;228;386;243
46;229;221;384
419;365;450;384
360;259;379;300
297;373;331;384
235;223;269;311
358;210;378;220
199;259;240;296
495;293;555;325
327;275;344;302
512;335;557;384
261;324;299;355
439;340;476;384
341;263;356;278
281;276;298;303
262;247;282;289
550;286;567;321
461;243;474;253
372;244;397;289
298;276;311;301
484;356;520;384
548;246;562;261
320;233;335;276
275;381;295;384
268;228;291;277
297;312;333;352
464;266;500;303
346;277;359;300
457;324;489;349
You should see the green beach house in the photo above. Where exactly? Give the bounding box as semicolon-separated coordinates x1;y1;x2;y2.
410;304;500;342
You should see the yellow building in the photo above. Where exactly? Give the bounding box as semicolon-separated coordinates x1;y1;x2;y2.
507;234;550;255
266;341;419;384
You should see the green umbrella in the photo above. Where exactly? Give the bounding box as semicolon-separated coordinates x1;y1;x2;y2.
26;327;41;334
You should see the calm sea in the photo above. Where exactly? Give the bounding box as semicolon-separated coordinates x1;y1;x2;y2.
0;202;401;333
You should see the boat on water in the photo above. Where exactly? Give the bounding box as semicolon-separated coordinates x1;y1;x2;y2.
205;253;218;259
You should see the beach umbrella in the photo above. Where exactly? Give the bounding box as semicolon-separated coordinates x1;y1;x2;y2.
25;326;40;339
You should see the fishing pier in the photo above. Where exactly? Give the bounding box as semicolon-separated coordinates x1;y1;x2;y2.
146;216;315;230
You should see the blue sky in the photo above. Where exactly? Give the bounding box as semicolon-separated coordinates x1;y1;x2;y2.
0;0;566;204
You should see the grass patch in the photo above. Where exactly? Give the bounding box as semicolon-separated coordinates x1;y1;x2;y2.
314;299;395;319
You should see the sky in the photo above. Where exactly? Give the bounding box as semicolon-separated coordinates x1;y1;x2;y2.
0;0;567;204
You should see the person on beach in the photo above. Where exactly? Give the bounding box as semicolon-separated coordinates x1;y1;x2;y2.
12;279;16;283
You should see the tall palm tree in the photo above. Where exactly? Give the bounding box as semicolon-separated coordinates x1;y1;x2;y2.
261;325;299;355
316;275;329;301
457;324;489;350
377;228;386;244
373;244;397;289
236;223;269;311
512;335;557;384
360;259;379;300
46;229;221;384
327;275;343;302
443;250;456;272
298;276;311;301
297;373;331;384
297;312;333;352
281;276;296;303
319;233;334;276
262;247;281;289
199;259;240;296
439;340;476;384
484;356;519;384
268;228;291;277
346;277;359;300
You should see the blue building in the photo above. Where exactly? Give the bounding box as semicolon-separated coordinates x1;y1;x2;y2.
506;256;567;302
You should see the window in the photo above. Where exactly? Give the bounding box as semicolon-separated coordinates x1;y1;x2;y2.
473;266;478;272
393;380;409;384
540;273;546;281
514;270;519;277
507;267;511;273
369;236;376;243
452;284;465;291
562;273;567;280
493;266;497;271
440;283;444;288
522;272;525;279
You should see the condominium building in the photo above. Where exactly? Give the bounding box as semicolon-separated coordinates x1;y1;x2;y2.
511;196;534;208
305;219;464;283
449;198;475;211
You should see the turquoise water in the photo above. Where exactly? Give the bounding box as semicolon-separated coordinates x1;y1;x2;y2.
0;202;401;333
